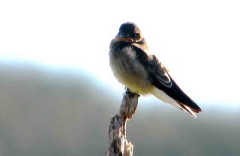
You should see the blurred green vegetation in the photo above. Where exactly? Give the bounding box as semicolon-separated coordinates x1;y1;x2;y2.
0;61;239;156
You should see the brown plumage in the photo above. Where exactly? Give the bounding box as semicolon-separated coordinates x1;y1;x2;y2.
109;22;202;117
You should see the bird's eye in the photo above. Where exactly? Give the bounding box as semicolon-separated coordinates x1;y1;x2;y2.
132;33;140;39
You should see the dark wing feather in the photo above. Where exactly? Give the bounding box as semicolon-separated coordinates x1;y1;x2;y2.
132;46;172;88
132;45;202;113
147;55;172;87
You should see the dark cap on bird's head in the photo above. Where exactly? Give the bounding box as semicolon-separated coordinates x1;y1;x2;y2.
116;22;143;43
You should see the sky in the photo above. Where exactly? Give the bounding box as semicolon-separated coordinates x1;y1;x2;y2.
0;0;240;106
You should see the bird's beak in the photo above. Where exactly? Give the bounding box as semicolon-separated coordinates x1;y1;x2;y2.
115;33;133;42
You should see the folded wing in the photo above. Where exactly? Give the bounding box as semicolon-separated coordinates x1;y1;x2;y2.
133;45;202;116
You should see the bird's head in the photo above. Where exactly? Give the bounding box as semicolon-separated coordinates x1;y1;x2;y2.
115;22;143;43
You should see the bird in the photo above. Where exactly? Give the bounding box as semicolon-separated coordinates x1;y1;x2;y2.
109;22;202;117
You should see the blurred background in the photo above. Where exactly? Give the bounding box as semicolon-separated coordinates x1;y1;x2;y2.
0;0;240;156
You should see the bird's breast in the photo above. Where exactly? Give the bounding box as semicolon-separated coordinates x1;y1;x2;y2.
109;46;153;94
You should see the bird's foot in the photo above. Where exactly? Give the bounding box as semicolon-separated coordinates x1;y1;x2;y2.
125;88;140;98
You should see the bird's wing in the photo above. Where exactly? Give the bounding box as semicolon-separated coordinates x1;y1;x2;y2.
132;45;202;116
132;46;172;88
147;55;172;88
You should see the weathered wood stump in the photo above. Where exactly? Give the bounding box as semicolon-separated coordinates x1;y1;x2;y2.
106;90;139;156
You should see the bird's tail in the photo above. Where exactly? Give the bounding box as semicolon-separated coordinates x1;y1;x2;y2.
151;87;199;118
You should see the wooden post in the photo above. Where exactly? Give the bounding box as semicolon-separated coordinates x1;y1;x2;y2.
106;90;139;156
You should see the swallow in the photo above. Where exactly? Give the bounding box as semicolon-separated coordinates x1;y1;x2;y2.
109;22;202;117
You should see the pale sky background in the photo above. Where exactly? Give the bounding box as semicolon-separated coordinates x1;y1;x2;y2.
0;0;240;106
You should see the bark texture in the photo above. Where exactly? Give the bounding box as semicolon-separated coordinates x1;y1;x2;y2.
106;90;139;156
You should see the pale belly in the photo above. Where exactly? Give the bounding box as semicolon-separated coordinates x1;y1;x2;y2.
114;69;153;95
110;49;153;95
